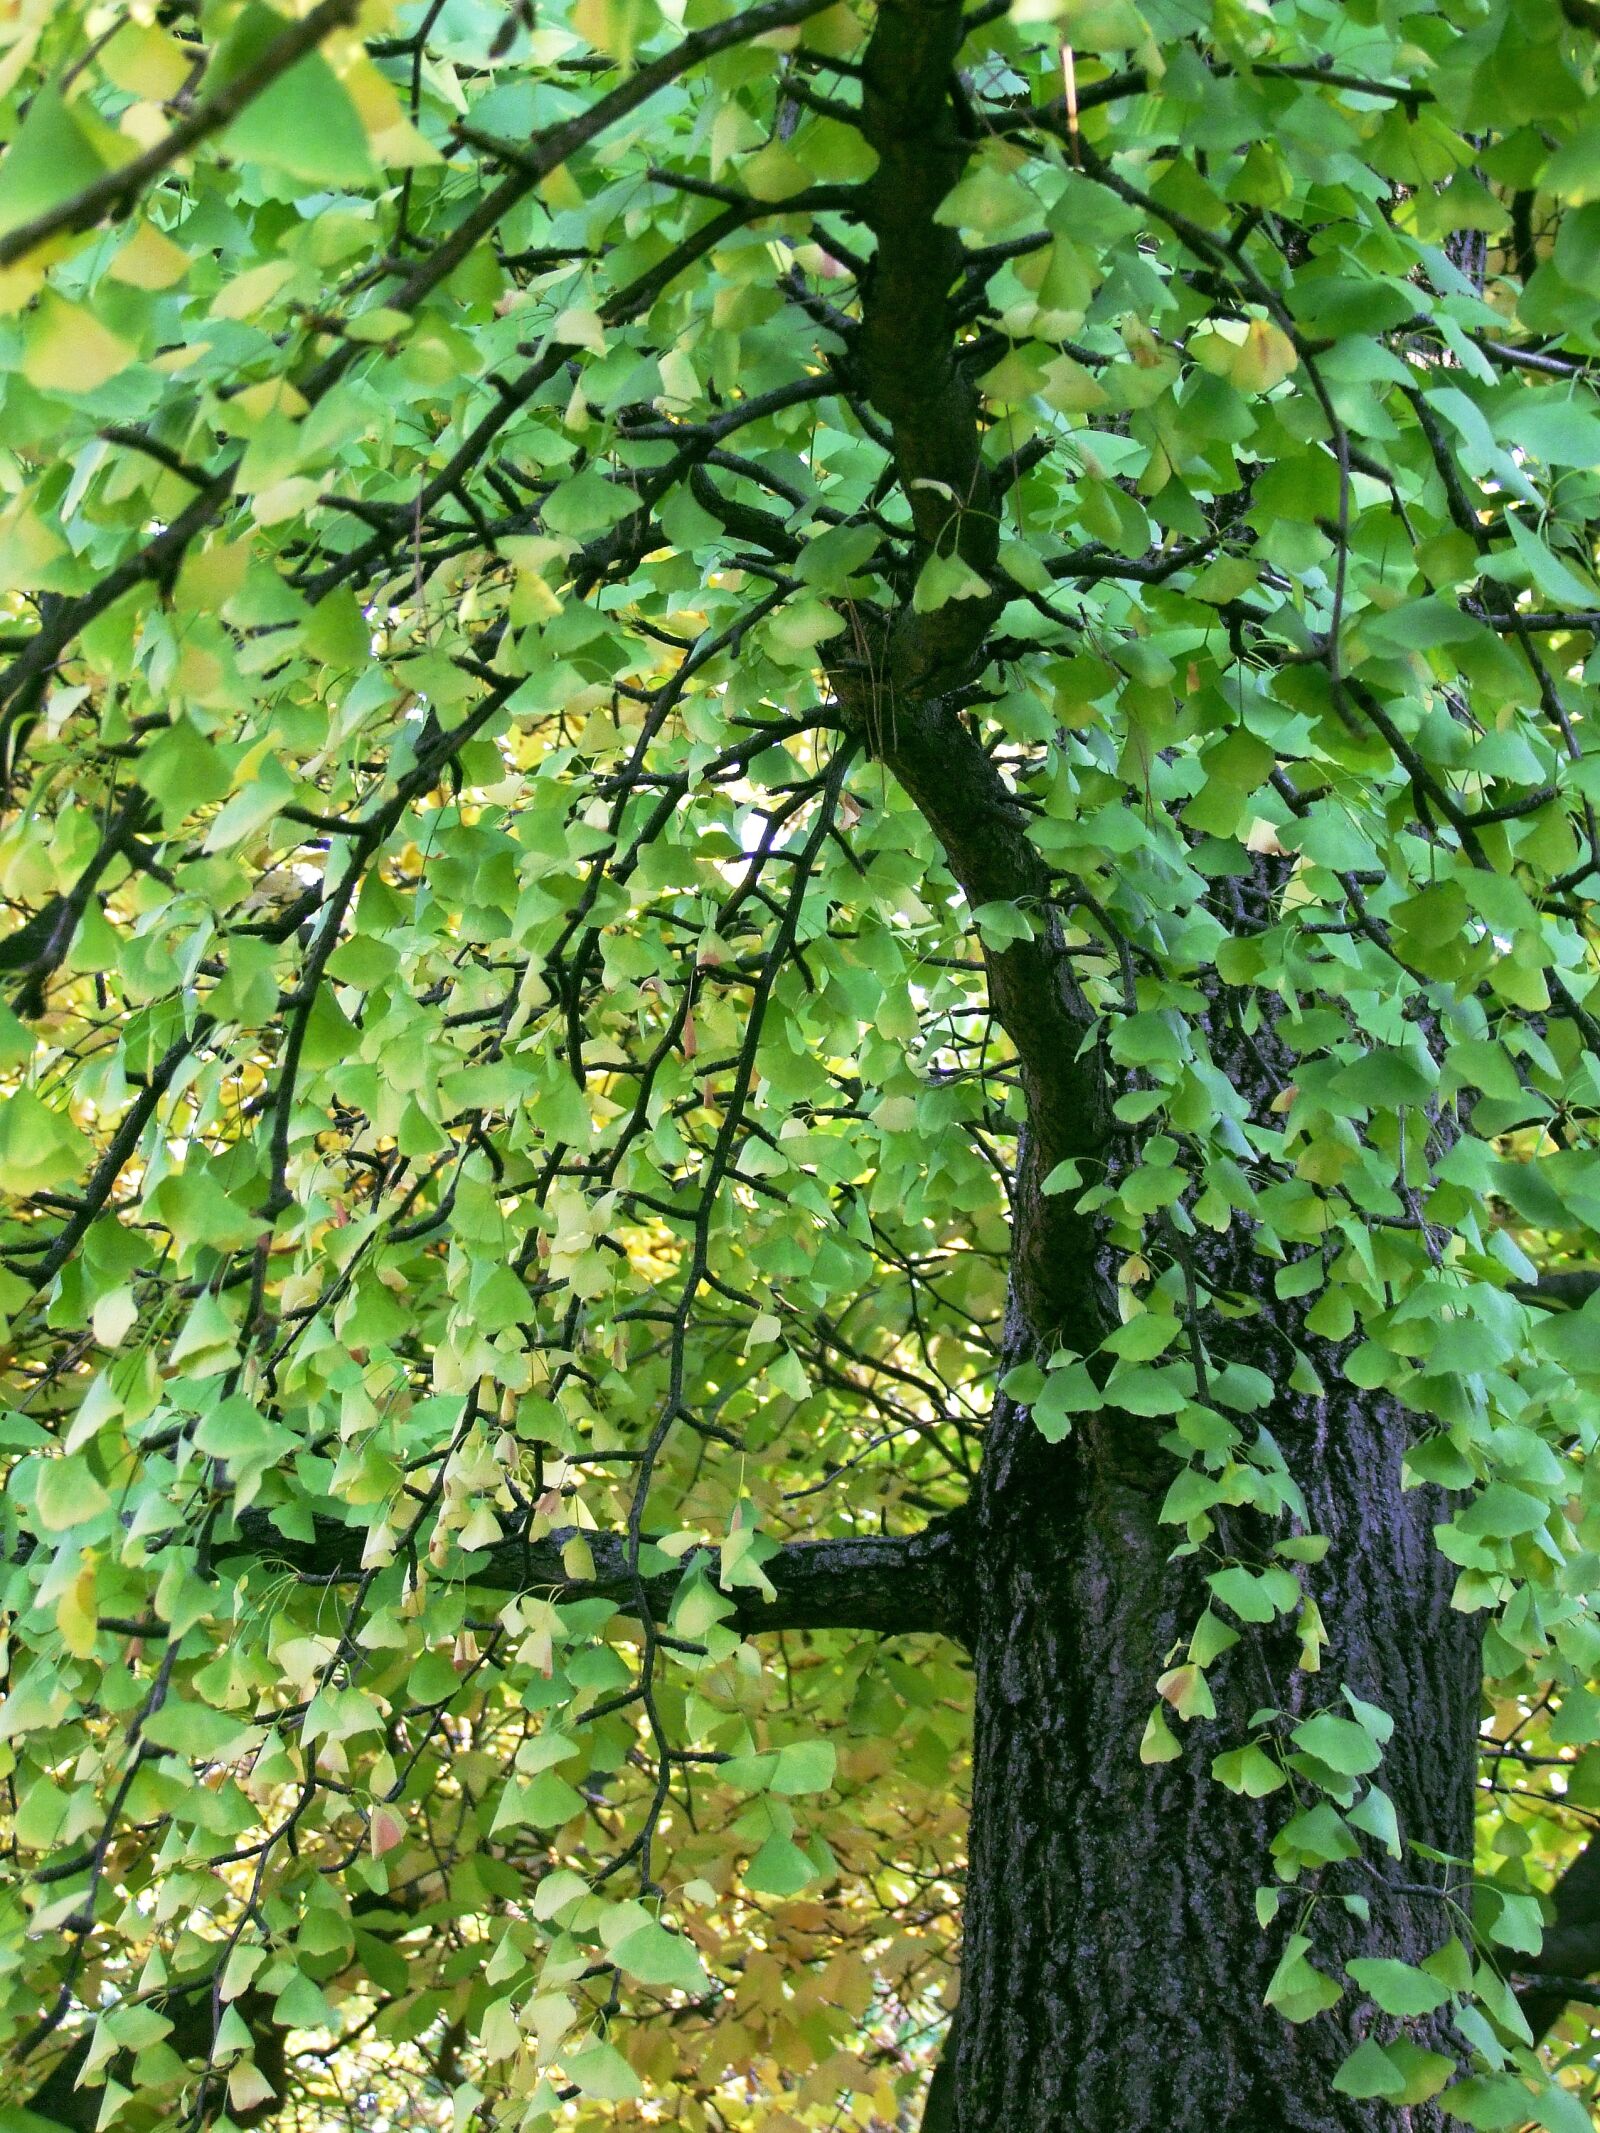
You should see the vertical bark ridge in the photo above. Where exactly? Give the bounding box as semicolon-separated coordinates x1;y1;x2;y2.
956;1378;1479;2133
951;928;1481;2131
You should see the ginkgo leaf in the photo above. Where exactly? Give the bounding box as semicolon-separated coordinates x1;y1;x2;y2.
564;2041;642;2101
21;292;136;394
107;220;193;291
0;87;113;241
214;8;374;188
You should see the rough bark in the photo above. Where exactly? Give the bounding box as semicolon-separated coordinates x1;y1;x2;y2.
868;733;1488;2130
944;938;1483;2131
953;1380;1480;2133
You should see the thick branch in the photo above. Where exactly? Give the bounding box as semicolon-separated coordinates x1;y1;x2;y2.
830;0;1109;1345
224;1511;971;1641
855;0;1003;696
866;699;1109;1341
1518;1832;1600;2039
1515;1270;1600;1309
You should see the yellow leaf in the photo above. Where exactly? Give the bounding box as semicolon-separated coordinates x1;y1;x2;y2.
56;1559;99;1659
210;258;297;323
21;292;135;394
369;112;444;168
1139;1706;1180;1763
552;305;606;357
1039;352;1110;414
100;20;191;101
572;0;652;65
540;163;585;213
107;219;191;291
561;1533;595;1581
92;1287;137;1349
228;377;309;423
741;142;813;203
0;496;67;592
0;257;48;317
227;2062;278;2114
252;475;321;526
341;57;443;168
150;343;204;375
1229;318;1299;394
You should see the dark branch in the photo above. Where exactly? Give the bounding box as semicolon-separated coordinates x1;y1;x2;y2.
828;0;1109;1345
854;0;1003;697
1517;1830;1600;2038
1514;1270;1600;1310
223;1511;973;1642
859;699;1110;1341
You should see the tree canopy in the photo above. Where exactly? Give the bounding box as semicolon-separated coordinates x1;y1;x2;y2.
5;0;1600;2128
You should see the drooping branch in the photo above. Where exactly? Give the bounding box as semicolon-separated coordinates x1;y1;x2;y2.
0;0;838;727
22;1981;285;2133
224;1511;972;1642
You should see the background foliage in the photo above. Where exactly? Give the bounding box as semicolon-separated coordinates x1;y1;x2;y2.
4;0;1600;2126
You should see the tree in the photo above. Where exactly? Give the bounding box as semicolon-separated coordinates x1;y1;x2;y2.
4;0;1600;2127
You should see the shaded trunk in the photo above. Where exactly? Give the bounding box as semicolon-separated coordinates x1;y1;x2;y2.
952;1371;1480;2132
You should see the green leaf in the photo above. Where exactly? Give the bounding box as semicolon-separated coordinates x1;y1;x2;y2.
1444;2075;1542;2131
1207;1566;1283;1625
214;6;375;188
1455;1483;1548;1539
1332;2039;1407;2101
1211;1744;1285;1797
1345;1957;1449;2017
1290;1711;1383;1778
1263;1935;1342;2023
0;87;115;242
1532;2075;1597;2133
1498;396;1600;468
970;900;1036;949
1481;1888;1543;1955
1347;1784;1401;1859
913;550;991;612
610;1921;711;1994
0;1090;83;1196
1032;1360;1097;1440
565;2042;642;2102
140;1700;255;1760
519;1770;587;1827
32;1453;109;1533
744;1834;817;1896
770;1740;836;1795
1382;2040;1454;2107
168;1292;241;1376
1139;1706;1180;1764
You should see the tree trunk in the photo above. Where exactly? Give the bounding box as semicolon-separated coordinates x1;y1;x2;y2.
952;1372;1480;2132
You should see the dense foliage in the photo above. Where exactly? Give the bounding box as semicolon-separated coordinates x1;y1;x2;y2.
5;0;1600;2126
